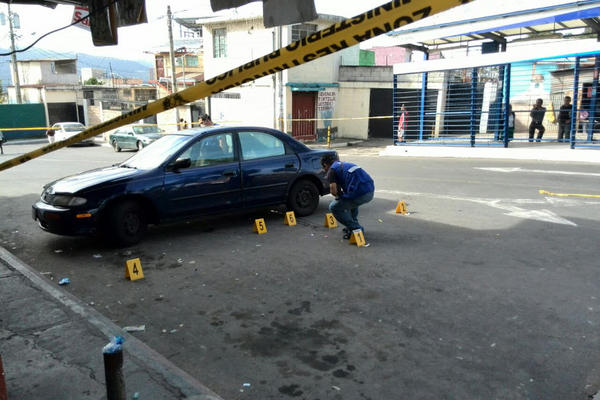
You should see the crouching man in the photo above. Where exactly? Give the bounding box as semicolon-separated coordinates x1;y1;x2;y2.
321;154;375;240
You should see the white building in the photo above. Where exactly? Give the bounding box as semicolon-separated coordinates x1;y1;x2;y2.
198;5;347;141
7;58;86;125
81;67;105;83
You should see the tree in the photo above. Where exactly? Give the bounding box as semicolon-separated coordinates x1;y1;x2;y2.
84;77;104;85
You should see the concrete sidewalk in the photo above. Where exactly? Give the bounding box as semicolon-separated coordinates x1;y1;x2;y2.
0;247;222;400
381;142;600;163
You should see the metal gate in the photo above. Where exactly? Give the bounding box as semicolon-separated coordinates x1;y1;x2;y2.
291;92;316;141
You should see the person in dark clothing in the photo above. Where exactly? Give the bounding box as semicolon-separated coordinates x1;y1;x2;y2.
200;114;214;127
321;154;375;240
557;96;572;142
529;98;546;142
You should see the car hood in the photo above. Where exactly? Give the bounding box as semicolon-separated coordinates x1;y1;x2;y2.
47;166;142;194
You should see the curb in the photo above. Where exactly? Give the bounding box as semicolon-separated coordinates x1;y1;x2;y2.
0;246;223;400
380;144;600;164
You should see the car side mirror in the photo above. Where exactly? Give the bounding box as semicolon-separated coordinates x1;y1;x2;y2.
167;158;191;172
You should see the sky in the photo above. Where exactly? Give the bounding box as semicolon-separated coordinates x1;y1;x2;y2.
1;0;395;62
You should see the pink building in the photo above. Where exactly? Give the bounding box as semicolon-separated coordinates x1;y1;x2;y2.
369;46;411;66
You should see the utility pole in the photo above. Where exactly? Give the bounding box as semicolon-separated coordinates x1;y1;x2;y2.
167;5;179;126
109;62;115;87
7;2;22;104
277;26;284;131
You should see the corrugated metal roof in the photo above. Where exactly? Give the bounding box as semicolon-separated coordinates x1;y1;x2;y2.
388;0;600;50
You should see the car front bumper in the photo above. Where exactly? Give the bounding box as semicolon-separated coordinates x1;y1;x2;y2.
32;201;98;236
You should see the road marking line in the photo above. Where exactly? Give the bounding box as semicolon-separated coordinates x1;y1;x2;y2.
376;189;578;226
539;189;600;199
476;167;600;177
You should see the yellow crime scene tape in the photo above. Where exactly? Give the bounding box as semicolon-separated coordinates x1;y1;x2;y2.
0;0;469;172
539;189;600;199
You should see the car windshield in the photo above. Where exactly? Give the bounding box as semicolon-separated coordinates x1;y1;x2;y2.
62;123;85;132
132;125;162;135
120;134;192;170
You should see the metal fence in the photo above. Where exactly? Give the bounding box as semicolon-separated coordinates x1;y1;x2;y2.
393;54;600;149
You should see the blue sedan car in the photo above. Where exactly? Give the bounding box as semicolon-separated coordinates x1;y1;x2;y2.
32;126;337;245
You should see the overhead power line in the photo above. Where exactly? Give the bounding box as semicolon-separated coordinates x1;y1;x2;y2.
0;0;118;57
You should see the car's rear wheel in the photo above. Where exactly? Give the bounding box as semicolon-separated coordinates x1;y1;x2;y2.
136;141;143;151
105;200;146;246
288;179;319;217
112;140;121;152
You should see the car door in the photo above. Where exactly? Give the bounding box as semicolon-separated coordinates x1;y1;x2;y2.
53;124;64;141
112;128;127;148
237;130;300;208
162;132;242;218
123;128;137;149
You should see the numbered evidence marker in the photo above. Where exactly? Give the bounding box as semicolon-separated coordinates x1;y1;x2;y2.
324;213;338;228
349;229;366;247
284;211;296;226
395;201;408;215
253;218;267;234
125;258;144;281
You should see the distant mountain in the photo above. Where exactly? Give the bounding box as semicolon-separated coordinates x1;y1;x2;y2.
0;48;154;88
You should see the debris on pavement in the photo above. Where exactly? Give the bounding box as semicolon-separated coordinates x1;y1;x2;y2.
93;254;102;258
123;325;146;332
58;278;70;285
54;249;63;253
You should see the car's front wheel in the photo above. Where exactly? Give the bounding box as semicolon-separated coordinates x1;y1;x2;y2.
112;140;121;152
287;179;319;217
105;200;147;246
136;141;144;151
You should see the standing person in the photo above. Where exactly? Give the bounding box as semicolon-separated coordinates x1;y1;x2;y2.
320;154;375;240
398;104;408;142
46;127;55;144
528;98;546;142
200;114;214;127
178;118;188;130
0;130;4;154
506;104;515;141
557;96;572;142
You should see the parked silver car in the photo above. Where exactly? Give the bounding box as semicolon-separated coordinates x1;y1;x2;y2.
109;125;164;152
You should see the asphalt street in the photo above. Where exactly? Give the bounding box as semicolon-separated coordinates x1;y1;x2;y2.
1;141;600;399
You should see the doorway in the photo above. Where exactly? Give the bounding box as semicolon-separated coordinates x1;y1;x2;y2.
291;91;316;141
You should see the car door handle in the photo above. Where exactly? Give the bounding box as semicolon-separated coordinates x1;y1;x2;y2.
223;170;237;177
285;163;295;168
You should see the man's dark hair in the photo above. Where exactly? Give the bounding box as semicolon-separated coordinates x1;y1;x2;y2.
321;154;337;167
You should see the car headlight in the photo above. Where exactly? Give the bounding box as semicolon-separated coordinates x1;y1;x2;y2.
141;137;152;143
51;194;88;207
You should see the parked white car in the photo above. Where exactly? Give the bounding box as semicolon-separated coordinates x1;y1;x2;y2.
52;122;95;146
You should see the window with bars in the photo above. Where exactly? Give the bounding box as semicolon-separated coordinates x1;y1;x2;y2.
291;23;317;42
213;28;227;58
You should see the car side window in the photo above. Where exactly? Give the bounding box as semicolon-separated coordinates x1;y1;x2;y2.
239;131;285;161
178;133;235;168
